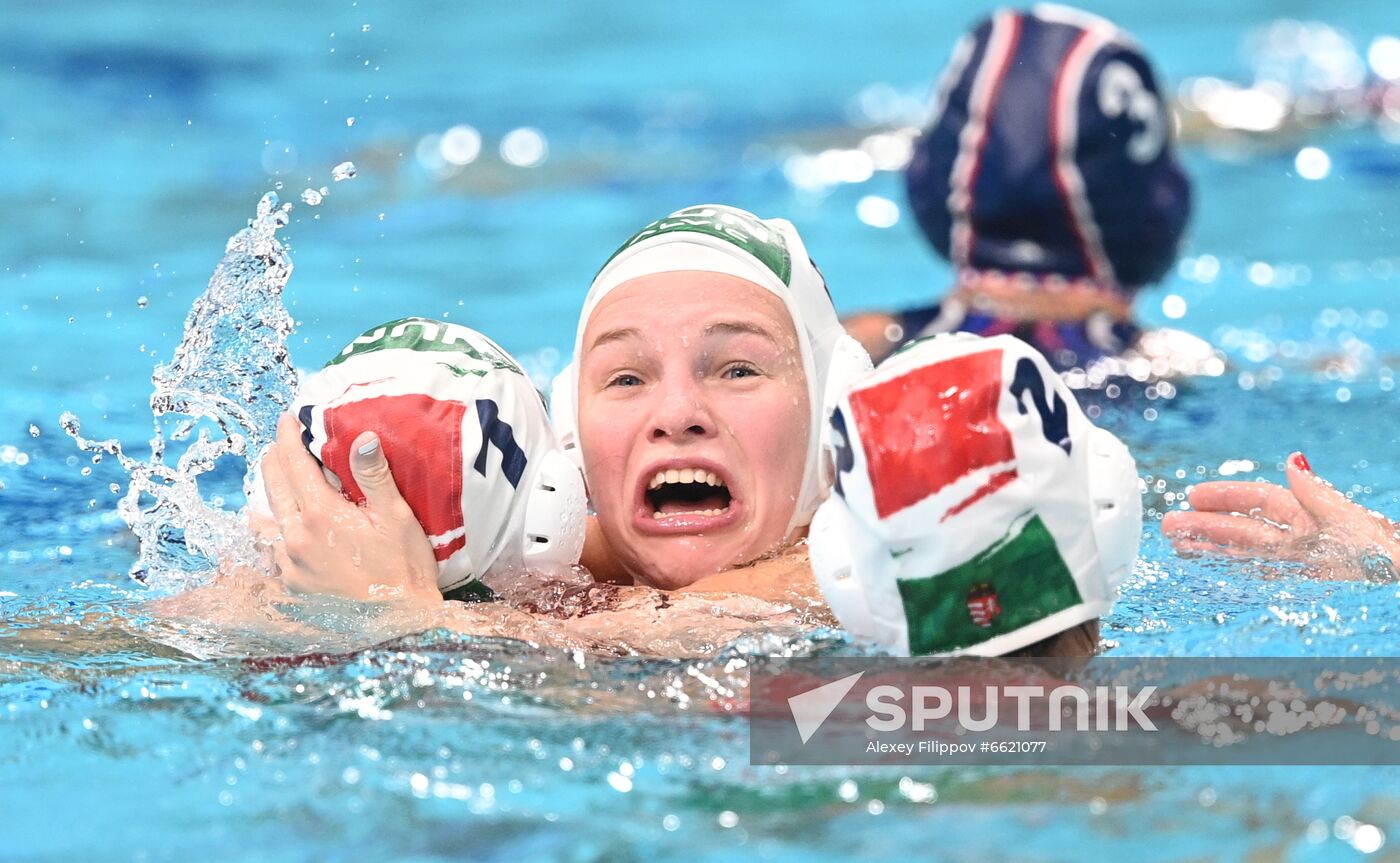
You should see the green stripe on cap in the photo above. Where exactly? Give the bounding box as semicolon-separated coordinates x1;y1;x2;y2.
601;206;792;285
326;317;524;375
897;514;1082;655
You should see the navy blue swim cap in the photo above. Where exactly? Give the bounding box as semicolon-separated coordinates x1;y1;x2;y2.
905;5;1191;291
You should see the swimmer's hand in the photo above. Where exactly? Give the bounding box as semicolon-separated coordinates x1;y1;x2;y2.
1162;452;1400;580
257;413;442;604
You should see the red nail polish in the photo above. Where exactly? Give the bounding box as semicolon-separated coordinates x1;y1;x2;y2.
1292;452;1311;473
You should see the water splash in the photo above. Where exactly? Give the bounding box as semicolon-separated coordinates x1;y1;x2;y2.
63;191;300;590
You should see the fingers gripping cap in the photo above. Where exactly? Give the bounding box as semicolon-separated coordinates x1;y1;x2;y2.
809;333;1141;656
260;318;586;594
550;205;871;535
905;4;1191;289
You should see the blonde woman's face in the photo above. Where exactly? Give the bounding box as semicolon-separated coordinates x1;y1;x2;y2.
577;271;809;590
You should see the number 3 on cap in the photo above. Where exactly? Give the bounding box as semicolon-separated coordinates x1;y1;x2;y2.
1097;60;1164;165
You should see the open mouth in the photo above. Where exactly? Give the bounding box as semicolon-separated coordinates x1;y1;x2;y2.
644;467;733;519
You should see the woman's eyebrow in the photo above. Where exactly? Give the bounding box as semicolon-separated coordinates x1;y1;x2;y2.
586;326;642;351
703;321;781;346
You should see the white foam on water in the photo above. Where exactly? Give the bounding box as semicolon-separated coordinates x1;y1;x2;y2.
63;191;300;591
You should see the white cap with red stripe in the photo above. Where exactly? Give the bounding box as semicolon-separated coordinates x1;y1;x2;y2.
255;318;586;594
808;333;1141;656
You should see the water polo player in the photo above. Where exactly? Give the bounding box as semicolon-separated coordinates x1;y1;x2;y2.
809;332;1142;657
844;6;1208;375
255;317;587;603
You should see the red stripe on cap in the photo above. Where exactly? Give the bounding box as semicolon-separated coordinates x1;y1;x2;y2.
940;467;1018;523
962;12;1024;266
433;531;467;562
1050;28;1114;283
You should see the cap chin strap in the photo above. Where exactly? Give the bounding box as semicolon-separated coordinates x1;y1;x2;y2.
519;447;588;569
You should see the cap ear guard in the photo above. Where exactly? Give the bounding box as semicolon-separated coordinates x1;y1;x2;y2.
519;447;588;569
809;502;875;643
810;333;876;521
1087;425;1142;591
810;491;909;654
548;364;584;474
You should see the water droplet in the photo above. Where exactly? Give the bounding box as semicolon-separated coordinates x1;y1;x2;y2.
345;116;356;127
28;424;40;437
300;188;324;206
68;316;76;324
68;191;299;587
80;466;92;476
361;23;371;32
332;161;357;181
137;296;149;308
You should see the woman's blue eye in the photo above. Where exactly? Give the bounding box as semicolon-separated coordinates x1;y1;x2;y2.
610;373;642;387
723;364;759;379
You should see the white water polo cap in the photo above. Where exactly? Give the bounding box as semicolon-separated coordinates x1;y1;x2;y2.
549;204;872;534
808;333;1141;656
285;318;587;594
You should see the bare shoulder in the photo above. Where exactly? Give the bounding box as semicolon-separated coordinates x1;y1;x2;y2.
678;544;836;623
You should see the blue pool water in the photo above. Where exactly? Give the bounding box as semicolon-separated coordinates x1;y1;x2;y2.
4;1;1400;859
